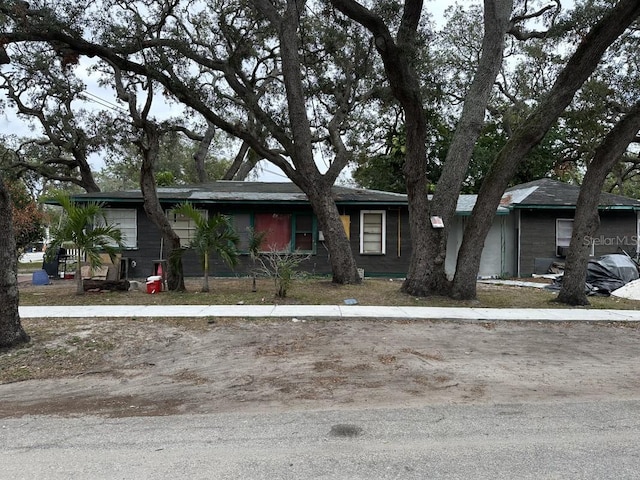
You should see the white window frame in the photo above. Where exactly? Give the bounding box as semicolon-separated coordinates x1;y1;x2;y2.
168;209;207;247
360;210;386;254
556;218;594;257
101;209;137;248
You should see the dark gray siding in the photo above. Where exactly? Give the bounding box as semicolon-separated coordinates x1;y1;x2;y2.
348;206;411;277
111;202;411;279
518;209;638;276
597;211;639;256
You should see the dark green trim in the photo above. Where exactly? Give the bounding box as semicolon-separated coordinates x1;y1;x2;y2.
53;197;408;208
360;272;406;279
513;204;640;211
235;210;319;255
456;210;510;216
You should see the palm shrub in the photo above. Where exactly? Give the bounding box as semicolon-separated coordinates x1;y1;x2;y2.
47;194;123;295
170;203;239;292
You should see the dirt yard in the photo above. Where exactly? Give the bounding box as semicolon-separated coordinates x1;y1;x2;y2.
2;314;640;418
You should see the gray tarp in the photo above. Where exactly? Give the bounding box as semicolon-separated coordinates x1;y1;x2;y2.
586;254;639;294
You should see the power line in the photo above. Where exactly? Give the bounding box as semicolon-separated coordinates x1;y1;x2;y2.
81;91;124;111
261;166;290;180
77;91;127;114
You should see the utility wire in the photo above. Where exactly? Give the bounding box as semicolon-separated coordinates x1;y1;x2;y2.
261;166;290;180
77;91;127;114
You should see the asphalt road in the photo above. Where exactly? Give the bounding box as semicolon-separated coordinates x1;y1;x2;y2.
2;400;639;479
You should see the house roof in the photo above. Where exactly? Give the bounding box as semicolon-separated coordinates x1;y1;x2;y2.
69;181;408;206
67;178;636;214
446;194;510;216
68;181;513;215
505;178;640;210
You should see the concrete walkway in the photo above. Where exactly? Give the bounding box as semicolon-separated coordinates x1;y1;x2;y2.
18;304;640;322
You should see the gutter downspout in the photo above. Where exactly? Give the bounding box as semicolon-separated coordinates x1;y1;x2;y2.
501;216;506;277
397;208;401;257
516;210;521;278
636;210;640;258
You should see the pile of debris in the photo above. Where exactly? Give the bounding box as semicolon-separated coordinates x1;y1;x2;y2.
544;253;640;298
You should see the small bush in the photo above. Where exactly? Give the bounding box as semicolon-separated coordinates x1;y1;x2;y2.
254;246;310;298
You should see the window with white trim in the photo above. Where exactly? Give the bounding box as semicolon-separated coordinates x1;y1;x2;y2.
556;218;594;257
360;210;386;254
101;209;137;248
168;209;207;247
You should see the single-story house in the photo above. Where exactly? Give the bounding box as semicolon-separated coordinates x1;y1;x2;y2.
503;178;640;276
64;182;412;279
62;178;640;279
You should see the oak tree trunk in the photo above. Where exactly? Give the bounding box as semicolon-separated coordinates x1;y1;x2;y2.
0;175;29;348
273;0;360;284
330;0;430;293
331;0;512;297
139;129;186;291
417;0;513;295
558;102;640;305
305;182;360;284
222;142;251;180
193;123;215;183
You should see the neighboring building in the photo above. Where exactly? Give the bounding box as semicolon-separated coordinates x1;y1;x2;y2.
64;178;640;280
504;178;640;276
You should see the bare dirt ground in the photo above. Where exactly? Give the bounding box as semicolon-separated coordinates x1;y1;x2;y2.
3;314;640;418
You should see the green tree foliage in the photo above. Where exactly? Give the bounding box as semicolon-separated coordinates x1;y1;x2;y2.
352;128;407;193
463;122;568;193
352;118;449;193
0;42;104;192
7;179;47;255
97;131;233;190
170;202;239;293
47;194;123;295
0;149;48;253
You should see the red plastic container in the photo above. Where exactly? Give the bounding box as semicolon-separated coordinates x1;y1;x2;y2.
146;275;163;294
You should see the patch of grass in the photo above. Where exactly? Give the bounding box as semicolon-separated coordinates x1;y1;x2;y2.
0;316;230;384
0;318;120;383
17;276;640;309
18;260;43;274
